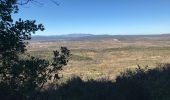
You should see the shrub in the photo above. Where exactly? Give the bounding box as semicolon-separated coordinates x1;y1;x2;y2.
36;64;170;100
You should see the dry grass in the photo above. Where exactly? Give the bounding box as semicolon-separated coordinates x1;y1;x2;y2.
27;38;170;80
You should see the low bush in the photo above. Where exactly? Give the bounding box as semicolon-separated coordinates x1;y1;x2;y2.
35;63;170;100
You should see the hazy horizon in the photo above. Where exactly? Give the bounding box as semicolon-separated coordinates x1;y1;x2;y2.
32;33;170;37
14;0;170;36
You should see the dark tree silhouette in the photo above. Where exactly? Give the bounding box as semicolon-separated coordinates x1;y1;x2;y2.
35;64;170;100
0;0;70;99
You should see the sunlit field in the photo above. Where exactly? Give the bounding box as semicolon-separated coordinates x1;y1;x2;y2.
27;35;170;81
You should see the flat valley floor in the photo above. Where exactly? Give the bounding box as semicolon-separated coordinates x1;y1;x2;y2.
27;36;170;80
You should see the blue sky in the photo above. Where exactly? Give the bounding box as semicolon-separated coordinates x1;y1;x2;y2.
14;0;170;35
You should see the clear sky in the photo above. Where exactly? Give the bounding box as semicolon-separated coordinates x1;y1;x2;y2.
13;0;170;36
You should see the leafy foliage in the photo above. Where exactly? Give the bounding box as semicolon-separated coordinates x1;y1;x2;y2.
36;64;170;100
0;0;70;99
0;0;44;61
0;48;70;100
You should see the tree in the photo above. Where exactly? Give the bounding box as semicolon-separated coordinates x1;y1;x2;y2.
0;0;70;99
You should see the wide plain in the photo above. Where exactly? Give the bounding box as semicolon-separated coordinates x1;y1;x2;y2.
27;35;170;81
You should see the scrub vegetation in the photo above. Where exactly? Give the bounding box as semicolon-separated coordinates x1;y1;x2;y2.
1;0;170;100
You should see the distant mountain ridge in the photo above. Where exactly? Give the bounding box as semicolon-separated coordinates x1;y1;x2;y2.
31;33;170;42
64;34;94;37
31;34;115;41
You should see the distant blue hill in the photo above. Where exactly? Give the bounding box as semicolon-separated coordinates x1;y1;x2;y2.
31;33;170;42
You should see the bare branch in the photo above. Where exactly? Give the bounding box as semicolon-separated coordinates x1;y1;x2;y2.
50;0;60;6
16;0;31;5
15;0;60;6
31;0;44;7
